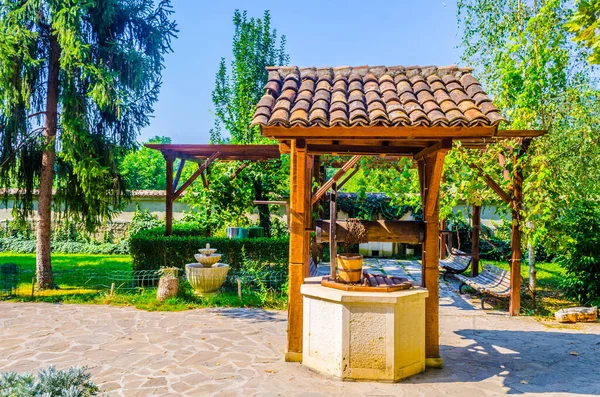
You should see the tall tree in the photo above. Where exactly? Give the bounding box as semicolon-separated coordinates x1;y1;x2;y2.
457;0;600;301
210;10;289;236
0;0;177;288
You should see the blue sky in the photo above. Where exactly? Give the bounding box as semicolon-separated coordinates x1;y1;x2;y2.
141;0;461;144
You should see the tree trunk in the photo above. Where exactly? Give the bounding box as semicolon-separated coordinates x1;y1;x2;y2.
254;178;271;237
528;241;536;309
36;30;60;289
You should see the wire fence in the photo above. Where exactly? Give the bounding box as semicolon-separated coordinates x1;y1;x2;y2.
0;263;288;299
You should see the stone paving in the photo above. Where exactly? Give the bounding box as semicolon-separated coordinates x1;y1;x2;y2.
0;260;599;396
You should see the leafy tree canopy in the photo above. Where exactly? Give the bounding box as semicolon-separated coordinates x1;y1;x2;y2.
567;0;600;64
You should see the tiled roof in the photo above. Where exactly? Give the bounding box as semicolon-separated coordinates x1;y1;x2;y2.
251;65;506;129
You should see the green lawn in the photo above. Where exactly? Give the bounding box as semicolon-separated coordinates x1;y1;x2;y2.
0;253;287;311
0;253;132;272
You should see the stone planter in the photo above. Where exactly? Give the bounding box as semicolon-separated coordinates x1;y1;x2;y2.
185;263;230;297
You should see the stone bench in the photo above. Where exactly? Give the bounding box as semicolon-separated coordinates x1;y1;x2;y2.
456;264;510;309
439;249;472;280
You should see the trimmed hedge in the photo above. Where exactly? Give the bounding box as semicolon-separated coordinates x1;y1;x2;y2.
129;225;289;271
0;238;129;255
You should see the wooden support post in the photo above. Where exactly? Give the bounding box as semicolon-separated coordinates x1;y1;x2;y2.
165;156;174;236
439;220;447;260
304;156;314;278
509;166;524;316
330;183;337;279
417;144;449;369
471;205;481;277
286;139;309;362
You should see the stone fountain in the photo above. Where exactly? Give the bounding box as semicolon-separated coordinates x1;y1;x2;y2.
185;244;230;296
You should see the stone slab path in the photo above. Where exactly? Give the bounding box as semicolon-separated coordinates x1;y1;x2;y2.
1;260;599;396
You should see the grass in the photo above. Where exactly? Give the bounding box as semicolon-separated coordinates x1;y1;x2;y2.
0;253;287;311
0;253;132;272
469;259;575;318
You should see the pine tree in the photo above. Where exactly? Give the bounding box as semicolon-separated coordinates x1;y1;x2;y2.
0;0;177;288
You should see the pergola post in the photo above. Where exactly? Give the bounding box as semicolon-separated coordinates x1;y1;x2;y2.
416;142;449;369
286;139;309;362
439;220;447;260
471;205;481;277
164;154;174;236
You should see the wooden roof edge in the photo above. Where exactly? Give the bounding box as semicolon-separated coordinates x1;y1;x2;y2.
144;143;280;151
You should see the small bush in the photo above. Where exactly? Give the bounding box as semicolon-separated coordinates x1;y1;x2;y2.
129;224;289;271
556;201;600;305
0;365;99;396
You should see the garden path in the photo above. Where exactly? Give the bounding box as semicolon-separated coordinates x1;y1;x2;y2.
1;260;599;396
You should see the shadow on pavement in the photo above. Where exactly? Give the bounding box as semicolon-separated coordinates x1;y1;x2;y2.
411;328;600;395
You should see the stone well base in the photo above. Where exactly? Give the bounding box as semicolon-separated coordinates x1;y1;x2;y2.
301;277;428;382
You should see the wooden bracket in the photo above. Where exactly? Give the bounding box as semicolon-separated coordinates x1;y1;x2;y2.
311;155;362;205
337;167;359;190
172;159;186;191
230;162;248;180
173;151;220;200
414;139;452;161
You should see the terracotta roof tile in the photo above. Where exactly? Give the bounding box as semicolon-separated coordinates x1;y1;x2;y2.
252;65;506;129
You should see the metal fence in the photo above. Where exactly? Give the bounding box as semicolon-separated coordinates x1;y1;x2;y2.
0;263;288;299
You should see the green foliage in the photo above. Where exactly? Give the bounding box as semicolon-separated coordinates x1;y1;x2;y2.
128;205;163;237
555;201;600;305
457;0;600;269
210;10;288;144
129;224;289;271
0;365;99;396
335;193;415;220
193;10;290;237
121;136;167;190
567;0;600;64
0;0;177;228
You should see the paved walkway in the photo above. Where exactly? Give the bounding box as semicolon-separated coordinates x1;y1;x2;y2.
1;260;599;396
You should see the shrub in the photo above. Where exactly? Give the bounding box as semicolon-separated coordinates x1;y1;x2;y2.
556;201;600;305
0;238;129;255
129;224;289;271
0;365;99;396
128;205;163;237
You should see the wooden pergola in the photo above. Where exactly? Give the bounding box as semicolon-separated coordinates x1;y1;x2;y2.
251;65;546;366
144;144;281;235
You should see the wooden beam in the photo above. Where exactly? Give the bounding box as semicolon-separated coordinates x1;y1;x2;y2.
316;220;424;244
337;167;359;190
307;144;420;156
172;151;220;200
414;139;452;161
262;125;497;140
471;205;481;277
311;155;362;205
